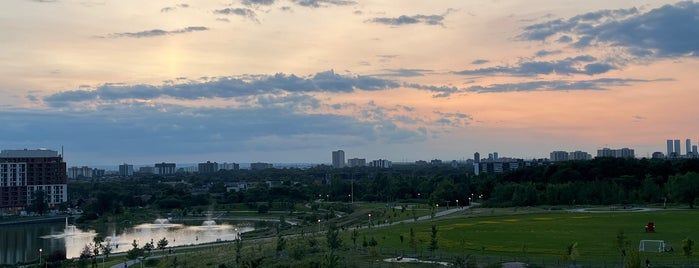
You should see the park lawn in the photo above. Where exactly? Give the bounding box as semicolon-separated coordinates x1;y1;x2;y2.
366;209;699;262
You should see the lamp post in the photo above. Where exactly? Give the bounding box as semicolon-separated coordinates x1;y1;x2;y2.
39;248;42;266
317;219;321;232
368;213;372;228
456;199;459;209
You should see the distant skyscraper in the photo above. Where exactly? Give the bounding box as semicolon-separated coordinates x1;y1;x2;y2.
687;139;692;156
332;150;345;168
474;152;480;163
674;140;681;156
667;140;673;156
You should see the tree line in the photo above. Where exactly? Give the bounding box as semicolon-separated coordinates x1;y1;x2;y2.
66;158;699;221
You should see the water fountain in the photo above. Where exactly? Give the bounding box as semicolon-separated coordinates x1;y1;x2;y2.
134;218;182;229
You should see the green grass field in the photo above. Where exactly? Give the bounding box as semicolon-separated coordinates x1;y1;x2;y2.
364;208;699;264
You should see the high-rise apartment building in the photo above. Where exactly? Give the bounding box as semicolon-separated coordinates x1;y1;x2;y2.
119;163;134;177
0;149;67;214
667;140;673;156
550;151;569;162
332;150;345;168
155;162;177;175
687;139;692;157
347;158;366;167
597;148;635;158
674;140;681;156
369;159;392;168
250;162;273;170
198;161;219;173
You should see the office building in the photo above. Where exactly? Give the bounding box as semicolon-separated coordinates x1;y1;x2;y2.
674;140;681;156
332;150;345;168
0;149;67;214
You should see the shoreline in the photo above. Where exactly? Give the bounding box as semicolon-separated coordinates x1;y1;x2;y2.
0;215;77;226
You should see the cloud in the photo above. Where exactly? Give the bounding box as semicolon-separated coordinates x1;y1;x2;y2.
520;2;699;59
104;26;208;38
535;50;562;57
213;8;259;22
161;4;189;13
367;14;445;26
291;0;356;8
434;111;473;127
242;0;275;6
466;78;666;93
471;59;489;65
403;83;461;98
378;68;431;77
0;100;425;162
456;55;615;77
43;70;401;106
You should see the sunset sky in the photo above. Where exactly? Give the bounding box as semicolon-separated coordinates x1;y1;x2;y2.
2;0;699;166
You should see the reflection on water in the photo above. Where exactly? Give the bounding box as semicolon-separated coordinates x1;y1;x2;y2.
0;218;253;265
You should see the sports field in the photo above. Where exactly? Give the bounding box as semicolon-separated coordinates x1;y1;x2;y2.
368;208;699;263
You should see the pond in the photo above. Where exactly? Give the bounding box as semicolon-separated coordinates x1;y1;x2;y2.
0;218;253;265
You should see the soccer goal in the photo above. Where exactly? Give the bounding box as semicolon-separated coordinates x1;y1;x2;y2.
639;240;665;252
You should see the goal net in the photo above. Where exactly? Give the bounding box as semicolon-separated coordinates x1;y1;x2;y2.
639;240;665;252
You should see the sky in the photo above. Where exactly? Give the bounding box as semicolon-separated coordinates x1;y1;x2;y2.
2;0;699;166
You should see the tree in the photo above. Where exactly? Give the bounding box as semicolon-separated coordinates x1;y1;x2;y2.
616;229;630;267
275;234;286;257
624;249;641;268
326;223;343;251
351;229;359;249
409;227;417;254
157;237;169;252
30;189;48;215
683;237;694;257
667;172;699;208
565;242;579;265
325;223;343;267
142;241;154;256
126;240;142;260
102;241;113;260
428;225;439;254
234;238;243;265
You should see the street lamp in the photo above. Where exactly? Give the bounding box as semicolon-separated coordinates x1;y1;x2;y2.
368;213;372;228
39;248;42;266
456;199;459;208
317;219;321;232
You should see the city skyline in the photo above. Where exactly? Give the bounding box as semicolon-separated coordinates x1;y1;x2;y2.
2;1;699;165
